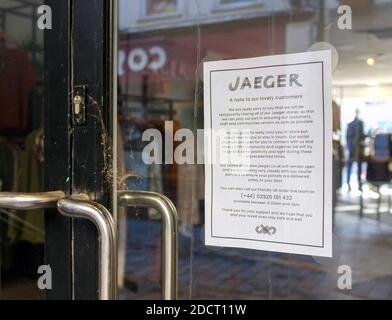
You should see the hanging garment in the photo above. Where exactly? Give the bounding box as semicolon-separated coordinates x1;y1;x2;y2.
0;140;20;271
148;163;164;219
8;129;44;244
0;47;36;131
177;164;200;230
0;139;20;192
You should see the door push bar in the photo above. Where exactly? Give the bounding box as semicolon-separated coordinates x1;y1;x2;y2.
0;191;117;300
118;190;179;300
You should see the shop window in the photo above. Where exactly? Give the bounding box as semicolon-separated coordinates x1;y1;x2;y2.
143;0;180;18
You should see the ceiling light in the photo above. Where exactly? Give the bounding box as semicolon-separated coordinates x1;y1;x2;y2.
366;57;375;66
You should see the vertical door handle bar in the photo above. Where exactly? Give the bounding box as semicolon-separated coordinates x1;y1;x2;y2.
57;197;117;300
118;190;179;300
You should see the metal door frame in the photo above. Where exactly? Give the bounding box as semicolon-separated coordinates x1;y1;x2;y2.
70;0;116;300
44;0;72;300
43;0;116;299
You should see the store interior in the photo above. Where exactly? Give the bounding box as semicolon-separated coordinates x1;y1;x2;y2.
0;0;45;299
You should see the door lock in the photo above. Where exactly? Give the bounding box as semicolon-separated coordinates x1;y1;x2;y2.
73;85;88;126
74;95;83;114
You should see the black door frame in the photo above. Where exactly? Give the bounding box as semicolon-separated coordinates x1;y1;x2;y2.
44;0;72;300
44;0;115;300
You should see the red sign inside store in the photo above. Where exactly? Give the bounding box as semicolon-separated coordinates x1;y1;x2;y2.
118;22;286;85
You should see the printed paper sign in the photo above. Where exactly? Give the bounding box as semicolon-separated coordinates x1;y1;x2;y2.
204;51;332;257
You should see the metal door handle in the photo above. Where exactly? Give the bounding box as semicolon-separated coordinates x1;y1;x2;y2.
0;191;117;300
118;190;179;300
0;191;65;210
57;196;117;300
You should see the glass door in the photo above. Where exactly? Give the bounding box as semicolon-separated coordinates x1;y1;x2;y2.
0;0;71;299
114;0;392;300
4;0;392;301
1;0;117;301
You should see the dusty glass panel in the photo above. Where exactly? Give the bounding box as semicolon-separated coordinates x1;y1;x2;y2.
116;0;392;299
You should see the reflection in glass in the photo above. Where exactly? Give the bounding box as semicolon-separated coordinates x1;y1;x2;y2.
219;0;255;5
146;0;178;16
0;0;45;300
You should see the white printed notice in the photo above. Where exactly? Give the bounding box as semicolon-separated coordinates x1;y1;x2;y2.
204;51;332;257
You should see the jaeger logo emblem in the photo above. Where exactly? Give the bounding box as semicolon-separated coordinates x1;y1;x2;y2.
255;224;277;235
